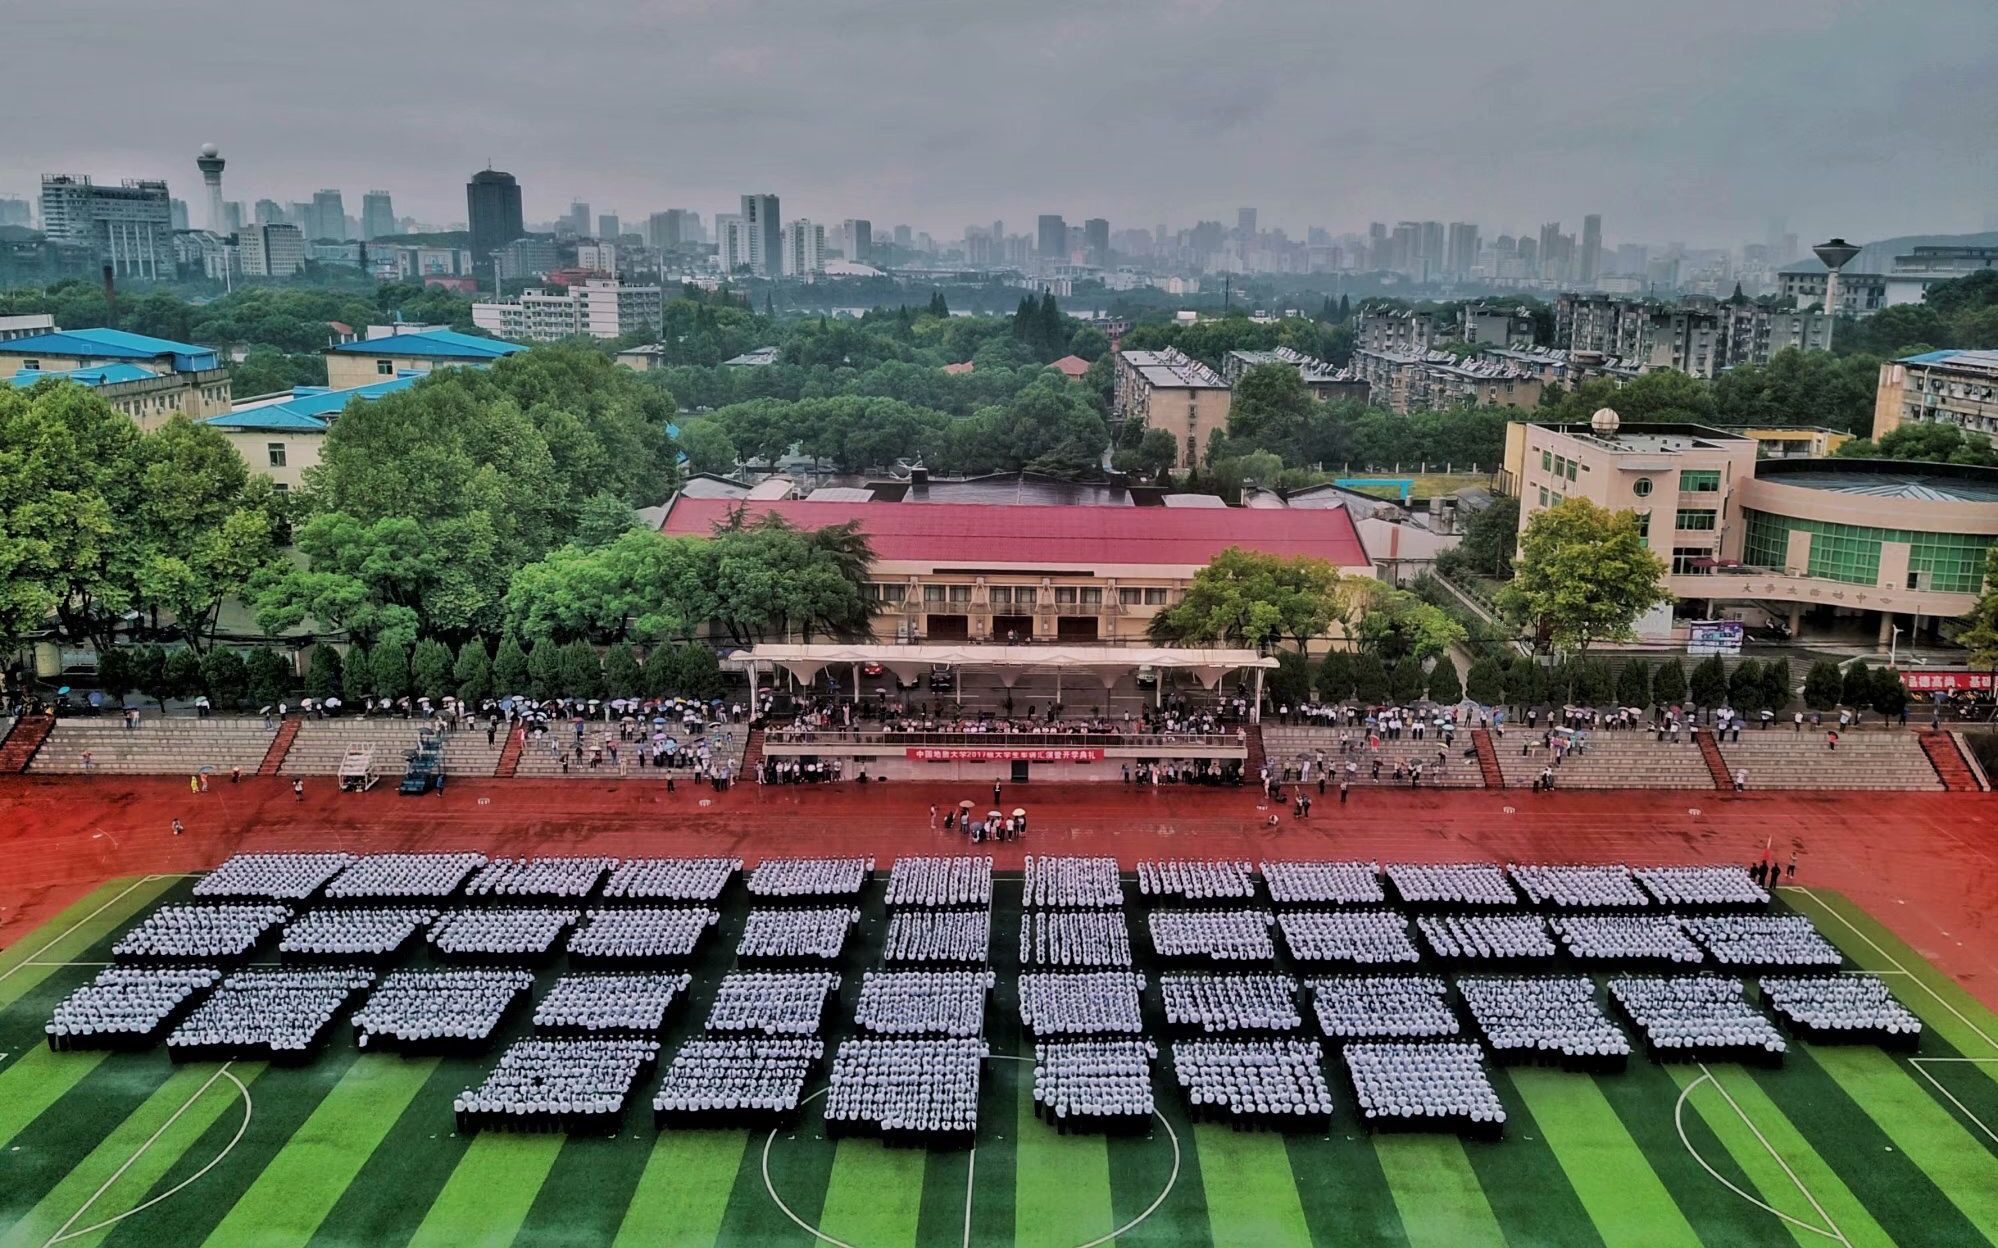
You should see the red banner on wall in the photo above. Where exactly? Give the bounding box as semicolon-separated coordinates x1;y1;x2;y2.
906;747;1105;762
1899;670;1993;692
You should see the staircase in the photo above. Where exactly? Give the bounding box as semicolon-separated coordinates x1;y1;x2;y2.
0;714;55;772
1471;728;1503;789
494;723;525;778
1241;723;1265;778
257;717;300;776
1693;729;1732;790
1919;731;1978;791
739;726;766;779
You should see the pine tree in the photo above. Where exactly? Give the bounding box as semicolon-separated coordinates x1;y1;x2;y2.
411;639;454;701
928;291;949;318
528;642;563;700
1337;294;1351;321
1465;656;1506;706
303;645;343;702
371;642;412;700
245;648;291;709
1389;658;1425;703
1761;659;1793;712
454;640;494;704
603;644;643;696
1651;658;1687;706
1729;660;1766;714
494;635;530;695
1802;659;1843;711
1351;652;1390;703
1426;660;1463;706
562;640;604;701
341;643;373;704
1615;659;1651;709
1039;290;1063;356
1317;652;1355;702
1839;659;1872;709
1689;655;1730;708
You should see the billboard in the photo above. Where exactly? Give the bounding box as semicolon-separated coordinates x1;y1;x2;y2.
907;747;1104;762
1898;670;1993;692
1686;620;1745;656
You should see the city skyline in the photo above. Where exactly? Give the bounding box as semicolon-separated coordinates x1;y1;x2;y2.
4;0;1993;249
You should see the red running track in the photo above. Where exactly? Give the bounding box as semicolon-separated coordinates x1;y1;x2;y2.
3;773;1995;1011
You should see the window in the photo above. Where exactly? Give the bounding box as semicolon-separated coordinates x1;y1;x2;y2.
267;442;286;468
1632;477;1653;497
1013;587;1035;606
947;585;972;605
1079;587;1103;606
375;359;395;376
1541;449;1553;471
867;583;906;604
1673;547;1714;575
1144;587;1169;605
1680;469;1721;492
1634;512;1651;538
1119;587;1143;606
989;586;1012;606
1538;486;1550;507
1744;509;1994;593
1567;458;1578;482
1054;587;1078;604
1674;509;1717;531
923;584;948;605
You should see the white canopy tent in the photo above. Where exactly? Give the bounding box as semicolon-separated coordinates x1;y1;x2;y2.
728;643;1278;720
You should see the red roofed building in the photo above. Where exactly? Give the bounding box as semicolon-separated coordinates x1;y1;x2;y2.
1047;354;1090;379
661;495;1370;643
942;361;975;375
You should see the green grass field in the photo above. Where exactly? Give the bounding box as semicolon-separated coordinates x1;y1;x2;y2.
1;874;1994;1248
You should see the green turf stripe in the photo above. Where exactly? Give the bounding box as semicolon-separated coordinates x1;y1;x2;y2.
1283;1131;1408;1247
1372;1135;1505;1248
1509;1067;1700;1247
614;1129;748;1248
0;1047;108;1148
913;1147;974;1247
966;1052;1018;1248
0;876;178;1010
0;1062;260;1248
1461;1071;1600;1248
199;1054;437;1248
403;1133;564;1248
1012;1068;1113;1248
816;1137;926;1248
1809;1046;1998;1238
1192;1124;1310;1248
1111;1114;1208;1248
1784;886;1998;1070
303;1055;478;1248
1667;1063;1896;1248
513;1127;660;1248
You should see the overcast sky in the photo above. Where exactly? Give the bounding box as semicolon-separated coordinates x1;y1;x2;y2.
9;0;1995;249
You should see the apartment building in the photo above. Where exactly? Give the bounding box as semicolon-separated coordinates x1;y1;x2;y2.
471;280;664;343
1555;294;1829;378
1871;349;1998;440
1221;347;1369;403
1111;347;1232;471
0;328;230;429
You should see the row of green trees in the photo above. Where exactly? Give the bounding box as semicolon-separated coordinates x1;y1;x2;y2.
95;646;294;712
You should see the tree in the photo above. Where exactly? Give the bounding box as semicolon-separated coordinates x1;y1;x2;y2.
1351;652;1390;703
1449;495;1520;579
677;420;740;476
1226;364;1316;449
1427;659;1463;705
1729;660;1766;715
201;648;249;710
493;635;531;695
603;643;643;696
97;647;133;706
1350;582;1466;664
1317;652;1355;702
132;645;168;710
1689;655;1731;708
1111;428;1179;482
1837;421;1998;467
304;645;343;702
1870;668;1908;720
1389;658;1425;703
1147;549;1353;651
1569;658;1612;708
245;647;291;708
1615;660;1652;709
164;648;204;704
1802;659;1844;711
1762;658;1793;712
1465;656;1505;706
1840;659;1872;709
1269;651;1314;709
561;640;605;700
1651;658;1687;707
528;639;564;700
1497;499;1670;655
410;639;455;702
370;642;411;701
454;639;494;704
341;643;373;704
1502;657;1547;709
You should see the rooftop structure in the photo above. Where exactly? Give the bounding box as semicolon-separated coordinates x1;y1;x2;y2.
723;346;781;368
1111;347;1232;472
0;328;217;372
1871;349;1998;440
1222;346;1369;402
203;375;423;489
322;328;523;389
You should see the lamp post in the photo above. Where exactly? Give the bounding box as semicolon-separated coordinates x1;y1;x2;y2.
1812;238;1861;351
1890;624;1902;669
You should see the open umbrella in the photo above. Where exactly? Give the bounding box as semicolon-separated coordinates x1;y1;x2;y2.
988;810;1001;820
959;799;974;809
1012;808;1025;817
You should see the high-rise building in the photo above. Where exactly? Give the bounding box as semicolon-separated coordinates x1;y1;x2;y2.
840;218;871;263
893;224;912;248
714;214;750;274
1237;207;1257;238
0;196;30;228
253;199;284;227
361;191;395;241
1419;221;1445;274
598;213;620;241
740;194;781;276
1446;223;1480;277
221;202;243;236
1036;214;1067;259
194;144;226;234
781;219;825;275
1083;217;1110;265
1579;214;1603;286
39;175;173;280
465;170;524;266
559;201;586;237
168;198;190;232
647;211;686;250
310;189;347;241
239;223;307;278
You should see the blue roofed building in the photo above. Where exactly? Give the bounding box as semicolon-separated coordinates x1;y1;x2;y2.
323;327;523;388
1;327;232;428
1872;348;1998;441
203;374;423;491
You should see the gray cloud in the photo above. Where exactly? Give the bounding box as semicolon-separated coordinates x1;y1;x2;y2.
4;0;1993;247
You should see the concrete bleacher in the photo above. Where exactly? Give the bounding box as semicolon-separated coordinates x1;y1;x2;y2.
1715;729;1942;791
1492;729;1715;790
283;718;507;778
511;720;749;780
30;716;276;775
1258;725;1483;787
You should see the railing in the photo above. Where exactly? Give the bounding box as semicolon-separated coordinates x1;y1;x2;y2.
763;729;1245;750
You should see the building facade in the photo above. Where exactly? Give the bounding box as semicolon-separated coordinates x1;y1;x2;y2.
781;220;825;276
740;194;781;276
322;327;524;388
1871;349;1998;440
38;175;173;281
466;170;524;265
1221;347;1369;403
1555;295;1829;379
471;280;664;342
2;328;230;429
238;224;307;278
1111;348;1233;471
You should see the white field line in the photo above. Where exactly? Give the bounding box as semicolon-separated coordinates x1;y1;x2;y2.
0;877;158;984
1673;1071;1843;1243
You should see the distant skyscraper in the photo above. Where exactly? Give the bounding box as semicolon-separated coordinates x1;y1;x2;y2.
1579;214;1602;286
254;199;284;227
714;214;750;273
1037;214;1067;259
598;213;620;241
1084;217;1109;265
361;191;395;241
647;211;684;250
893;224;912;248
466;170;524;265
781;219;825;275
1237;207;1257;238
311;189;347;241
740;194;781;276
168;198;190;232
841;218;871;263
1446;223;1479;277
194;144;226;234
222;202;243;235
0;196;30;228
40;174;173;280
566;201;591;238
1419;221;1445;274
